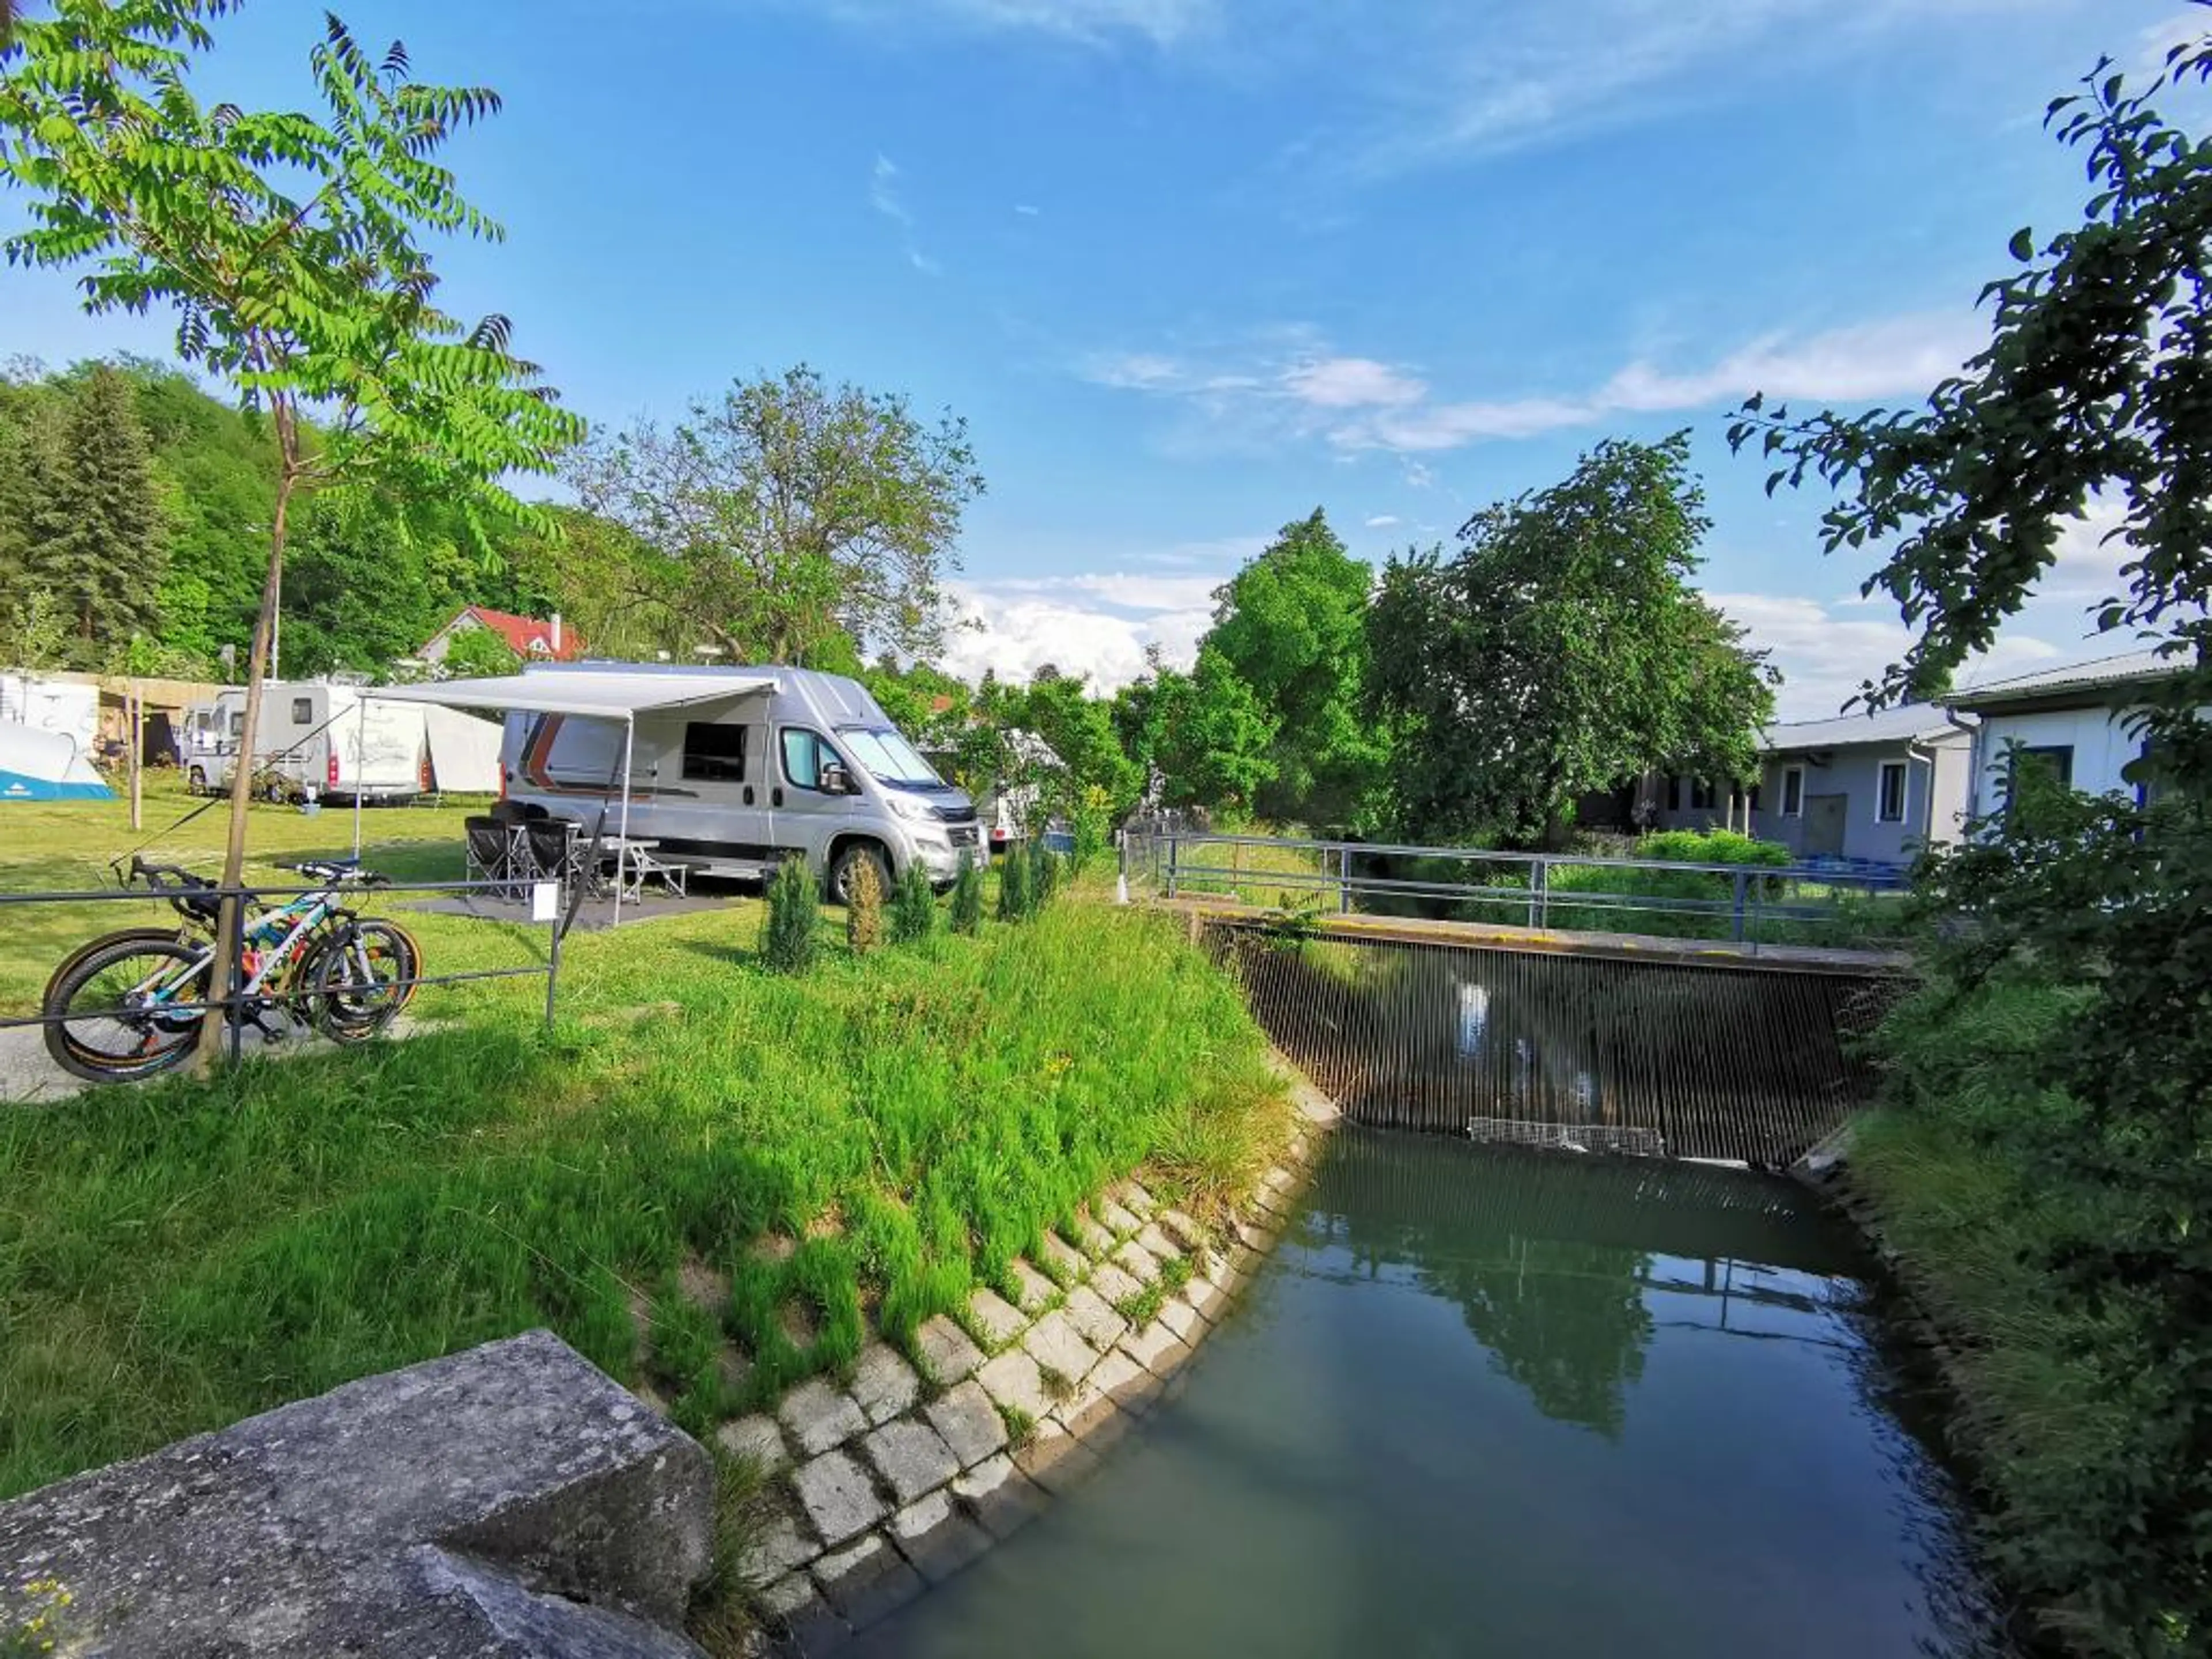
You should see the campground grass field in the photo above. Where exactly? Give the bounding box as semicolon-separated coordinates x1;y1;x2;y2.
0;778;1292;1512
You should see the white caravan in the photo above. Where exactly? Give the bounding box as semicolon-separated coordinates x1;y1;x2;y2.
185;683;490;802
496;663;984;896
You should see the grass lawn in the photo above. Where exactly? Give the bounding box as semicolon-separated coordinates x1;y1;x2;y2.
0;782;1293;1518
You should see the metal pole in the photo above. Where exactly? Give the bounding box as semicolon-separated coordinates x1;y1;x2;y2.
127;681;142;832
226;890;245;1067
614;714;635;926
1339;843;1353;914
544;904;562;1029
352;697;366;861
1529;857;1547;929
1731;869;1748;942
1165;833;1179;899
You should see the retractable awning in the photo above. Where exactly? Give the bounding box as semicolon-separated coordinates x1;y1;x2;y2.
368;669;777;719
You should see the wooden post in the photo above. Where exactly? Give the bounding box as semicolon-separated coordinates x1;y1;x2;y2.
127;681;142;832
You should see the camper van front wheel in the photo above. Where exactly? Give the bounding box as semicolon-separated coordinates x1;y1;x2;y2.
829;842;892;907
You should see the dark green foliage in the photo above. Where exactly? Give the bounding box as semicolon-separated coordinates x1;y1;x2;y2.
890;858;936;945
1369;435;1776;849
844;851;885;955
949;850;983;934
1029;838;1059;908
1633;829;1790;867
760;856;819;974
1112;647;1278;815
997;842;1032;922
1202;509;1387;828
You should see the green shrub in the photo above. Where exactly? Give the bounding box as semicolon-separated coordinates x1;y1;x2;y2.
891;859;937;945
950;850;983;935
1030;839;1060;908
1634;827;1790;866
760;856;819;974
1071;785;1112;869
844;853;885;955
997;842;1032;922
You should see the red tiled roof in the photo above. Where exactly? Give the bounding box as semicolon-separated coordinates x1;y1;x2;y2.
433;607;585;661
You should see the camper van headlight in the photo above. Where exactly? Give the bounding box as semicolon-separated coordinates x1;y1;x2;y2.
884;793;936;823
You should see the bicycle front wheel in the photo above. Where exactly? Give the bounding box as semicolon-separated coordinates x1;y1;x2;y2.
41;934;212;1083
308;921;421;1043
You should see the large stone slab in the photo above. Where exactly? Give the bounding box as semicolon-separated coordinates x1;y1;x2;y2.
1007;1259;1058;1314
791;1448;888;1546
779;1376;869;1457
966;1287;1027;1349
812;1532;924;1631
0;1330;711;1659
1022;1309;1100;1388
888;1491;993;1586
914;1315;984;1387
950;1453;1049;1541
923;1379;1009;1469
848;1343;921;1426
859;1418;960;1507
1060;1283;1127;1353
975;1348;1055;1422
1037;1232;1089;1282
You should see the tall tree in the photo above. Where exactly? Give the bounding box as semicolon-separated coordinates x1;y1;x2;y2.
1113;646;1278;813
37;363;167;659
1202;509;1383;828
566;365;984;666
1369;434;1775;848
2;2;582;1062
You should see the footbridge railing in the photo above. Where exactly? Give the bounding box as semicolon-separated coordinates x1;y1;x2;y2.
1124;828;1912;951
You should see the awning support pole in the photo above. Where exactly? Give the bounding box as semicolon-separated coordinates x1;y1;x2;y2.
353;698;366;861
615;714;635;927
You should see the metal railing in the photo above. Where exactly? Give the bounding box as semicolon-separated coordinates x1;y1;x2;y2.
0;870;573;1088
1123;829;1914;948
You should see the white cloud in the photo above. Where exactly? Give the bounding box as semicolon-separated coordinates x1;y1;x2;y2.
1014;203;1044;216
2137;12;2210;79
811;0;1216;48
869;154;940;275
1088;309;1979;455
1363;513;1401;529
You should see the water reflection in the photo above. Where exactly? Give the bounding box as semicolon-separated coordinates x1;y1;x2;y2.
854;1131;2012;1659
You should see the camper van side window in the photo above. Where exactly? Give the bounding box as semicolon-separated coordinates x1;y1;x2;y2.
291;698;314;725
681;722;747;782
781;728;821;790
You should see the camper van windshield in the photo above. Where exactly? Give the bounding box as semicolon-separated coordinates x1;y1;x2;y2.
839;728;943;787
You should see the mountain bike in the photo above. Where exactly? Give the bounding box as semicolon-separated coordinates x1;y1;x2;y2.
40;855;422;1084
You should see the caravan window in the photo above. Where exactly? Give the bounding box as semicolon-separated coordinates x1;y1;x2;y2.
781;728;824;790
681;721;747;782
229;712;245;737
291;698;314;725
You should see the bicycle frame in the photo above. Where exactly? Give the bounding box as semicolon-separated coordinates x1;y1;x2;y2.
128;889;351;1014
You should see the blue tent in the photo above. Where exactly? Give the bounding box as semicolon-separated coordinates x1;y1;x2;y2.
0;722;112;802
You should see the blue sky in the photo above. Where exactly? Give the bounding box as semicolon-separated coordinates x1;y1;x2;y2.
2;0;2199;715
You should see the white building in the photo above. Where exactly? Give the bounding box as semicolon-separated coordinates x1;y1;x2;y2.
1944;648;2186;817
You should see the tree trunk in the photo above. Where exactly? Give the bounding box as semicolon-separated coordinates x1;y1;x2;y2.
192;434;297;1072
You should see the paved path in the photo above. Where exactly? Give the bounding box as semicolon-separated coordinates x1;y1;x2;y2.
0;1014;421;1104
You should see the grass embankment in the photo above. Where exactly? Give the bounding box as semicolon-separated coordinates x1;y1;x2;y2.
0;782;1291;1503
1851;973;2190;1655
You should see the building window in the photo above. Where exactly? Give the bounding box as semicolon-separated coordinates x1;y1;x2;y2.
1690;778;1716;810
290;698;313;725
2014;744;2074;791
1877;760;1907;824
681;721;746;782
1668;777;1683;812
1781;766;1805;817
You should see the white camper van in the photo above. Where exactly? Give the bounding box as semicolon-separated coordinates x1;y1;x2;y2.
497;663;984;897
188;684;428;802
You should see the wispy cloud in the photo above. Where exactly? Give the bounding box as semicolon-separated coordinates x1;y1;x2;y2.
1084;310;1980;454
1363;513;1401;529
809;0;1218;48
869;154;941;276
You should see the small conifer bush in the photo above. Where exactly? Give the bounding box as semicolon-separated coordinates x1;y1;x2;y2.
891;858;937;944
950;850;983;934
760;855;819;974
997;841;1032;922
845;853;885;954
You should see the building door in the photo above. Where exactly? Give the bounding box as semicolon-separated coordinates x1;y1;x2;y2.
1804;793;1848;858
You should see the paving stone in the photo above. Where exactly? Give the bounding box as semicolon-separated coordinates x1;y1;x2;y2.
888;1491;994;1586
780;1377;869;1457
1135;1221;1181;1264
1116;1179;1159;1217
1233;1218;1277;1253
740;1500;823;1582
1014;1421;1103;1496
860;1417;961;1506
1086;1346;1160;1416
951;1453;1049;1541
759;1570;821;1620
1156;1294;1202;1343
1249;1181;1291;1220
1230;1243;1266;1277
975;1347;1055;1421
1262;1165;1296;1194
923;1378;1008;1468
849;1343;922;1426
1037;1231;1089;1282
966;1287;1027;1349
1113;1238;1162;1285
1069;1211;1116;1256
791;1448;888;1546
1158;1207;1210;1252
1060;1283;1127;1353
1007;1259;1058;1315
1059;1392;1132;1456
1120;1320;1192;1380
914;1315;984;1387
1186;1278;1230;1324
1196;1247;1236;1290
1088;1260;1143;1306
813;1532;925;1631
715;1412;789;1474
1022;1308;1100;1388
1097;1199;1143;1236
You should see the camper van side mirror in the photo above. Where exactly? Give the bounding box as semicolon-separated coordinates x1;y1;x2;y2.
821;762;851;796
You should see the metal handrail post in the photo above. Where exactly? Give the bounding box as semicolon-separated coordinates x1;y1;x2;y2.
1339;843;1353;914
1529;857;1548;929
1731;869;1749;942
1165;833;1179;899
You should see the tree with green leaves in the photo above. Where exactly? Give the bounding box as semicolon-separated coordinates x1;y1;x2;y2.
2;2;582;1061
1202;509;1384;828
1369;434;1775;849
434;622;524;681
1730;37;2212;1646
566;365;983;667
1114;646;1279;815
36;363;169;660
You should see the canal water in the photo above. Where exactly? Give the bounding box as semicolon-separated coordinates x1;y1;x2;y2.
855;1129;2010;1659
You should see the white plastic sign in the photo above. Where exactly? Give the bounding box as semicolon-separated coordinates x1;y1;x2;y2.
531;881;559;923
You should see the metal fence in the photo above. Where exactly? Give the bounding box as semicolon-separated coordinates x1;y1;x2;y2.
0;870;571;1089
1123;828;1914;949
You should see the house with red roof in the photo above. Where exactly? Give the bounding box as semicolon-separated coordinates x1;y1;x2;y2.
418;606;586;667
